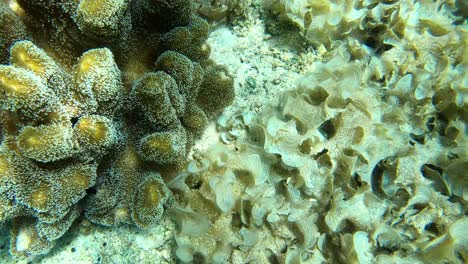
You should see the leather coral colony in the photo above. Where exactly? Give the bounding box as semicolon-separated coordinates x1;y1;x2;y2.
0;0;234;258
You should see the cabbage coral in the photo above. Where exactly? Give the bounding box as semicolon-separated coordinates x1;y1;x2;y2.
171;2;467;261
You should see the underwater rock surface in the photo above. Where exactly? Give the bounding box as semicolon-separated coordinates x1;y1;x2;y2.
0;0;467;263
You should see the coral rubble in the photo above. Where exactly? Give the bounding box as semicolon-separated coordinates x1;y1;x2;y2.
0;0;234;259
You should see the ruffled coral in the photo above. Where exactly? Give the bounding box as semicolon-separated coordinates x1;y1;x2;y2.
170;8;466;261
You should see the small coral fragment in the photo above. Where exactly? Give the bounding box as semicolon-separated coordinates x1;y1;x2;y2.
56;164;97;208
17;124;75;162
36;206;80;241
10;40;49;76
162;15;211;61
28;183;52;212
10;219;56;257
0;65;61;120
132;71;179;126
131;173;174;228
0;3;28;64
155;51;204;99
138;129;187;164
0;152;11;178
75;0;130;38
196;63;235;115
73;48;123;114
182;104;209;134
0;65;40;96
74;115;116;153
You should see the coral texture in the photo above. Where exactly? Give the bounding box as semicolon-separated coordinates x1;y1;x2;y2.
170;0;467;263
193;0;252;22
0;0;234;259
272;0;467;51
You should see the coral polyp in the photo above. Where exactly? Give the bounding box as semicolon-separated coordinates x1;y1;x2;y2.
0;0;234;259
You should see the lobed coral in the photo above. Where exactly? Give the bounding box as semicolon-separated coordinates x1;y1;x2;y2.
0;0;234;259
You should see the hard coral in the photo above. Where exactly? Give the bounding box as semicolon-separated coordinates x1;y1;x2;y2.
0;0;234;259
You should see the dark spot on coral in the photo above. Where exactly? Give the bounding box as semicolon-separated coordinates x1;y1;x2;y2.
70;116;79;126
409;133;425;145
426;117;436;132
299;138;313;154
268;252;281;264
245;76;257;91
341;219;358;233
420;164;449;196
86;187;97;195
231;212;242;230
318;119;336;140
393;188;411;208
412;203;428;212
102;242;107;247
371;159;387;198
306;87;329;105
71;247;76;253
447;152;459;160
349;173;363;189
192;251;206;264
424;222;441;236
445;126;460;141
312;149;328;159
280;245;288;254
192;180;202;190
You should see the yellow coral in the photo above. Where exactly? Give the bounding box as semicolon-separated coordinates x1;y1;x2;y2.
79;0;111;15
117;145;141;171
8;0;25;16
17;124;75;162
143;181;161;208
76;116;108;143
30;185;50;210
75;52;96;80
0;66;38;97
10;41;47;76
60;167;91;190
146;135;171;154
18;127;46;149
72;169;91;189
0;153;11;179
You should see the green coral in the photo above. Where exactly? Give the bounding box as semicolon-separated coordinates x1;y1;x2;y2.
0;0;235;259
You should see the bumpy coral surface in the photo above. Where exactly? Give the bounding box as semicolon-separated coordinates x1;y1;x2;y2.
0;0;234;259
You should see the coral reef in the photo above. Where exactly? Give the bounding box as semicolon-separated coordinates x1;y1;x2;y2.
0;0;234;259
169;1;467;263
